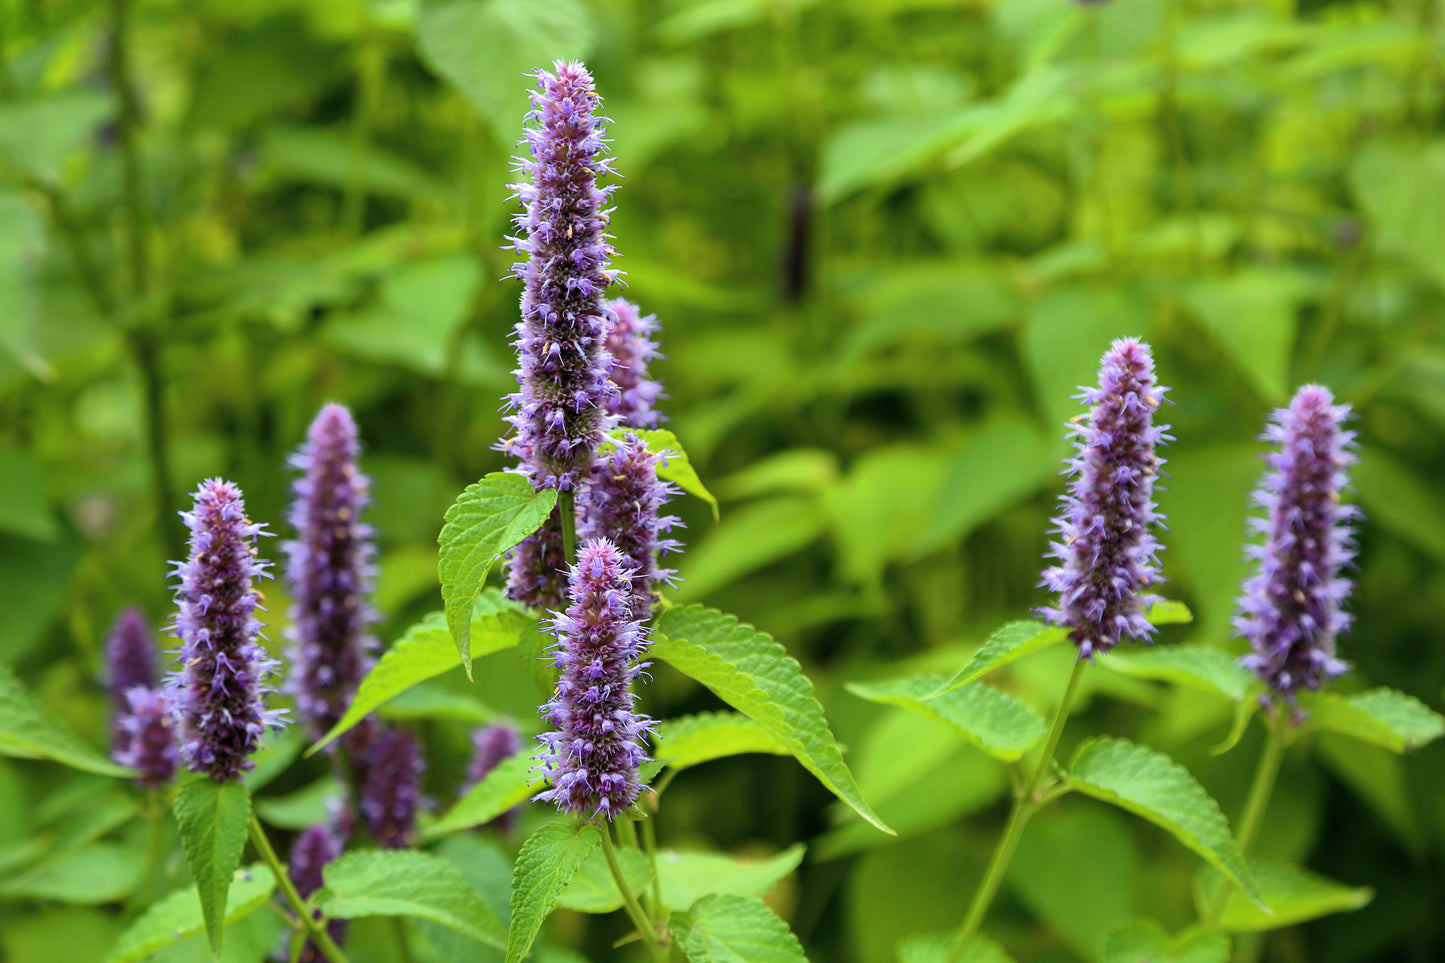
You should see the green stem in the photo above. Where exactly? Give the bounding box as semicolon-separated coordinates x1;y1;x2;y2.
599;823;662;954
249;815;353;963
946;659;1088;963
559;491;577;561
640;806;665;925
1206;711;1286;925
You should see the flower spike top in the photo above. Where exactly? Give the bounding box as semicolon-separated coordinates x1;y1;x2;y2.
604;298;664;430
167;479;284;782
467;723;523;834
579;433;682;611
285;403;378;741
1040;338;1170;659
1238;385;1359;703
105;607;160;754
534;538;654;820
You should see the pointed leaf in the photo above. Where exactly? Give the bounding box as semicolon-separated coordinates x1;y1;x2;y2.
1196;858;1373;932
506;822;602;963
174;778;253;955
104;864;275;963
1100;645;1253;700
653;606;892;834
425;750;536;839
652;712;790;772
670;893;809;963
898;933;1017;963
317;849;506;948
0;663;131;777
1067;737;1258;903
0;843;141;903
658;845;805;912
1298;687;1445;753
555;842;651;913
604;427;718;520
438;472;558;675
1102;920;1230;963
847;676;1045;762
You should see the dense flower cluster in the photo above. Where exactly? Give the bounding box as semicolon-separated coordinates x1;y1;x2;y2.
505;513;570;612
168;479;284;782
467;724;523;833
1039;338;1170;659
1238;385;1359;702
285;823;347;963
603;298;664;430
360;727;424;849
105;607;160;756
284;403;378;741
579;434;681;610
114;687;177;788
534;539;653;820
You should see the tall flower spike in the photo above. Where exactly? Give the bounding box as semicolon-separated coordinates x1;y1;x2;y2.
1238;385;1358;703
534;539;654;820
505;514;570;612
1039;338;1170;659
578;433;682;612
286;824;347;963
604;298;664;430
360;726;425;849
105;607;160;755
285;403;378;742
168;479;284;782
115;687;178;788
467;724;523;834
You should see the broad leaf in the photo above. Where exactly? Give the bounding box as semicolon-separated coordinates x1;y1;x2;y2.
1100;645;1253;700
1196;858;1373;932
0;663;131;777
425;751;535;839
846;676;1045;762
507;822;601;963
1299;687;1445;753
317;849;506;948
438;473;558;676
898;933;1017;963
1102;920;1229;963
670;893;809;963
3;791;138;884
658;845;805;912
652;712;789;773
254;776;343;830
173;778;253;955
1067;737;1258;903
653;606;892;834
555;842;651;913
604;427;719;520
0;843;141;904
104;865;274;963
244;727;304;791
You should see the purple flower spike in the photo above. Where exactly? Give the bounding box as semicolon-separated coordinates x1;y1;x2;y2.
1238;385;1359;703
604;298;664;430
168;479;285;783
115;687;178;788
1039;338;1170;659
105;608;160;755
286;824;347;963
505;513;570;612
285;403;378;742
501;60;618;494
360;726;425;849
534;539;654;821
467;724;523;834
579;434;682;610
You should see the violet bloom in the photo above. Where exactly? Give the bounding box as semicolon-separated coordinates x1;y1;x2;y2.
360;726;424;849
534;539;654;820
579;433;682;610
285;823;347;963
104;607;160;755
604;298;664;430
1238;385;1358;702
115;687;178;788
505;513;570;612
467;724;522;834
168;479;284;782
1039;338;1170;659
284;403;378;742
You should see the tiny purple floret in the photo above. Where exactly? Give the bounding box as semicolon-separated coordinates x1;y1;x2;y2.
115;687;178;788
603;298;664;430
579;433;682;611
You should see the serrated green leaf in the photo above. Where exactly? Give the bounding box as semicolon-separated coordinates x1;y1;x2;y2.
1102;920;1229;963
653;606;892;834
671;893;809;963
897;933;1017;963
652;712;789;772
847;676;1045;762
1299;687;1445;753
603;428;719;521
1067;737;1258;903
438;473;558;676
0;843;141;904
317;849;506;949
1196;857;1372;933
103;865;274;963
0;663;132;777
506;822;602;963
555;842;651;913
658;845;805;912
425;750;535;839
1100;645;1253;700
173;778;253;956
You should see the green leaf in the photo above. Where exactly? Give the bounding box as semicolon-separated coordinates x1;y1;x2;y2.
317;849;506;949
652;712;789;772
1350;140;1445;296
1353;449;1445;564
424;750;535;839
847;676;1045;761
658;845;805;912
438;473;558;676
603;427;719;520
653;606;892;834
103;865;275;963
675;497;827;601
0;91;112;181
379;684;497;725
1067;737;1258;903
0;663;132;777
244;727;304;792
506;822;602;963
0;843;141;904
1146;600;1195;626
555;842;651;913
3;791;138;885
1099;645;1253;700
1102;920;1229;963
173;779;253;956
1196;858;1372;933
671;893;809;963
0;449;58;542
1183;270;1310;403
254;776;343;831
898;933;1017;963
1299;687;1445;753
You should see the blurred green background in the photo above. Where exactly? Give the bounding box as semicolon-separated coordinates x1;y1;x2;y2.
2;0;1444;960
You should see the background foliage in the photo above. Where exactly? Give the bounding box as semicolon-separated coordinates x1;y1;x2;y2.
2;0;1444;960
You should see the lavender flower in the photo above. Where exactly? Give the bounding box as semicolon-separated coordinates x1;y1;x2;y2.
1039;338;1170;659
284;403;378;742
1238;385;1358;702
467;724;523;834
534;539;654;820
105;607;160;755
360;726;424;849
285;824;346;963
115;687;178;788
168;479;284;783
505;514;570;612
604;298;664;430
579;434;682;610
